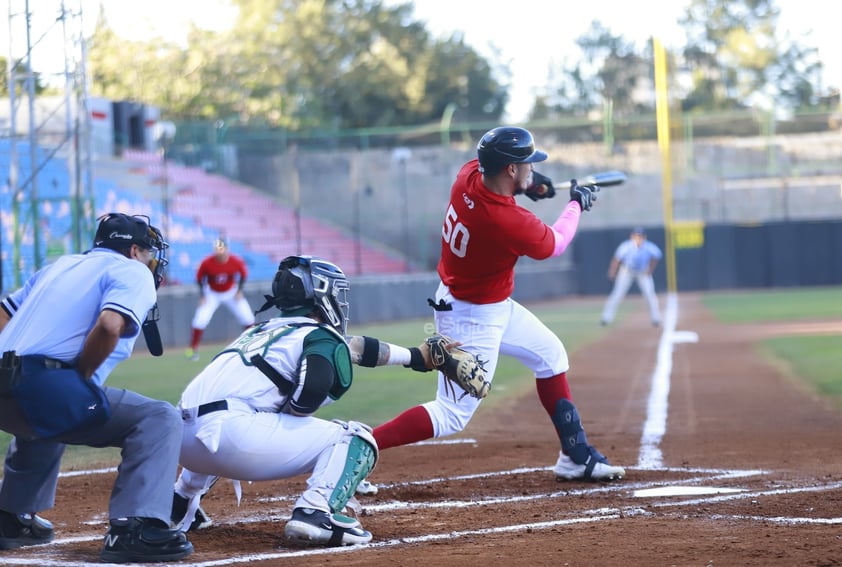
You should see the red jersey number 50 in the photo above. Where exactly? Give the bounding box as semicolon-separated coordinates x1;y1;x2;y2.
442;204;469;258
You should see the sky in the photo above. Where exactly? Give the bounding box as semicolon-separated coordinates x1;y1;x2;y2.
4;0;839;122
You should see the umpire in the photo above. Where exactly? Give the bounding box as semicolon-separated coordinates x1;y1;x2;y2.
0;213;193;563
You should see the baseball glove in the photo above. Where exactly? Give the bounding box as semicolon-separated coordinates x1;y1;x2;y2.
422;335;490;400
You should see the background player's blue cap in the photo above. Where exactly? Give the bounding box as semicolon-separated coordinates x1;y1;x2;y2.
632;226;646;235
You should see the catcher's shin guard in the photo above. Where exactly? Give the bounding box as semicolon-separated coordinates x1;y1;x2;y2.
551;399;606;471
327;421;379;514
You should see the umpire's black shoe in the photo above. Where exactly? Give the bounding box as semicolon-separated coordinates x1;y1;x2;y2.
100;517;193;563
0;510;54;550
171;492;213;532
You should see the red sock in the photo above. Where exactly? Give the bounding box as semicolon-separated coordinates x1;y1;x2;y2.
190;328;203;350
536;372;572;416
373;406;434;450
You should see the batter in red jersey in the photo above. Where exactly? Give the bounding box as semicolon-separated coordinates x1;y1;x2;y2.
186;239;255;360
372;127;626;482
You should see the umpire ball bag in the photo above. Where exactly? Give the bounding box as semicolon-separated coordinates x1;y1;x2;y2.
2;353;111;439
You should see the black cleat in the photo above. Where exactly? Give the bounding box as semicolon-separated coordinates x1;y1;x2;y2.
100;517;193;563
171;493;212;532
0;510;54;550
284;507;372;547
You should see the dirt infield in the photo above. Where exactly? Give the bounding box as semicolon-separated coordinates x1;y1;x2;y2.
4;293;842;566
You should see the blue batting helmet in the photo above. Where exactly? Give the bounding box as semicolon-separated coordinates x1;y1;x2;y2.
476;126;548;175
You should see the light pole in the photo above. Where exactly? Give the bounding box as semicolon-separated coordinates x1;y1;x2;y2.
153;121;176;238
391;147;412;272
353;185;373;275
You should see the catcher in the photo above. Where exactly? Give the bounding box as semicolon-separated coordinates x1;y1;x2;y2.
170;255;485;546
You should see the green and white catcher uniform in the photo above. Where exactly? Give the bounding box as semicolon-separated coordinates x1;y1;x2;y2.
174;316;377;533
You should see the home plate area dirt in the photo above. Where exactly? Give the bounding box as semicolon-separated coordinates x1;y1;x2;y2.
3;293;842;566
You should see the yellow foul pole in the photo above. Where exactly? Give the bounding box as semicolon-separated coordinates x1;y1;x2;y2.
653;37;677;293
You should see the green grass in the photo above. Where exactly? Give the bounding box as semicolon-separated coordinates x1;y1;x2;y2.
758;336;842;402
702;286;842;411
4;288;840;471
0;298;610;470
701;287;842;323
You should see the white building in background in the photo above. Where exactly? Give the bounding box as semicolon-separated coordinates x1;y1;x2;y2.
0;95;162;158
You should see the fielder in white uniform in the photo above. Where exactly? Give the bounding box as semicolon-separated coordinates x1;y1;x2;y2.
170;255;452;547
600;227;663;327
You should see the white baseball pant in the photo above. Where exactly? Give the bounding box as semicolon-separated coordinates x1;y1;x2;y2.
422;283;569;438
191;286;255;329
176;399;364;513
601;265;661;324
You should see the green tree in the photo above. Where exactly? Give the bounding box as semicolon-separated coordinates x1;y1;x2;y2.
532;20;652;119
86;5;184;108
0;57;6;96
679;0;821;111
85;0;505;129
0;55;50;97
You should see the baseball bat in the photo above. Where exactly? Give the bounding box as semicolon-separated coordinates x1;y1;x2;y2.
552;170;627;191
580;170;627;187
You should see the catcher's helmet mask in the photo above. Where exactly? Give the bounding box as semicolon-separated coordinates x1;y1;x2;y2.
93;212;169;289
259;255;350;336
476;126;548;175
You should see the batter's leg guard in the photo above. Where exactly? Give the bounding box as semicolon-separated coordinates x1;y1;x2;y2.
551;399;606;478
327;421;379;514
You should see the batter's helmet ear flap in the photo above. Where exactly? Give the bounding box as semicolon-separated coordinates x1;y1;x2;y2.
477;126;548;175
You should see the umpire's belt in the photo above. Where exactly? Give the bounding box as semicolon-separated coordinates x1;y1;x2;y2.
11;354;74;370
40;357;74;370
9;355;74;370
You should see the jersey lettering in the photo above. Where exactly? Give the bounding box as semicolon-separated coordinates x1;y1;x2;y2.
216;323;307;366
442;204;470;258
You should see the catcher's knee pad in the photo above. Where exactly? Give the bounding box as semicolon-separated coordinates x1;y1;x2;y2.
327;421;379;514
551;399;594;465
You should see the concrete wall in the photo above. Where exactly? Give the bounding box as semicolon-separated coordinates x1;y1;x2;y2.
572;219;842;296
231;130;842;271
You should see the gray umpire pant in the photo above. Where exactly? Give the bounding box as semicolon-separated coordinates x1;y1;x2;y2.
0;387;182;525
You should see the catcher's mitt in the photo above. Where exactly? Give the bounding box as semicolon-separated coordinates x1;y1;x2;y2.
422;335;490;400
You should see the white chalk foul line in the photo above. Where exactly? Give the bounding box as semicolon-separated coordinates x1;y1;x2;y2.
4;468;841;566
57;467;116;478
50;439;479;482
637;292;699;470
638;292;676;469
2;513;624;567
9;479;842;567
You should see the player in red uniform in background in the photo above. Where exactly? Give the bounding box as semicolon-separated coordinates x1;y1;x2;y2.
186;239;255;361
371;127;626;483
